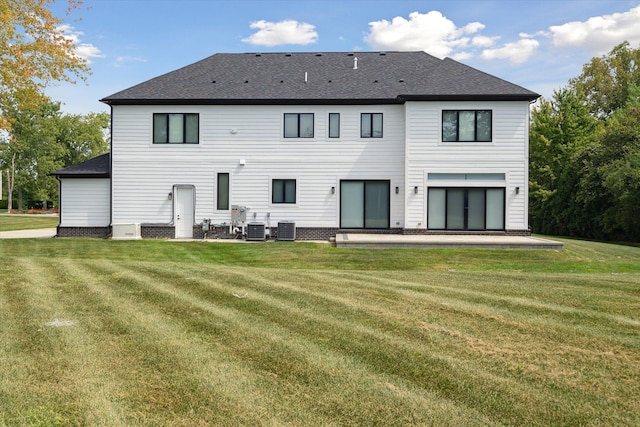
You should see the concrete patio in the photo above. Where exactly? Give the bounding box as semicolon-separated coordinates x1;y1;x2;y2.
335;233;564;250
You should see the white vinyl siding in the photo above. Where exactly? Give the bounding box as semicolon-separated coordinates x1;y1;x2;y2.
111;104;405;228
59;178;110;226
405;101;529;231
110;100;529;233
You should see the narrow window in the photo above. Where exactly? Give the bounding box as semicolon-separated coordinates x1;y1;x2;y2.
284;113;314;138
217;173;229;210
442;110;492;142
272;179;296;204
329;113;340;138
361;113;383;138
153;113;199;144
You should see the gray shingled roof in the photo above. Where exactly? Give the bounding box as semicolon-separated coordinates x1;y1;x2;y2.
50;153;110;178
101;52;539;105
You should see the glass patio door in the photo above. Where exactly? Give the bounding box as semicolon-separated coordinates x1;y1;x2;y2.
340;180;390;229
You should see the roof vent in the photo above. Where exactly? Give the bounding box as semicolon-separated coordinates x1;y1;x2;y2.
380;52;386;56
353;57;358;70
285;53;292;57
398;79;404;83
315;53;322;56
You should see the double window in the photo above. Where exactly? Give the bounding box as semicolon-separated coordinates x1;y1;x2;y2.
272;179;296;204
442;110;492;142
361;113;383;138
153;113;199;144
284;113;314;138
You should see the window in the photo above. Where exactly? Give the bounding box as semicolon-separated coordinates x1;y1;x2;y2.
442;110;492;142
361;113;383;138
272;179;296;204
217;173;229;210
428;188;504;230
284;113;314;138
153;113;199;144
329;113;340;138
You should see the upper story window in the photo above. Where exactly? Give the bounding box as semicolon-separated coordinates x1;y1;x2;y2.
442;110;492;142
153;113;199;144
284;113;314;138
361;113;383;138
328;113;340;138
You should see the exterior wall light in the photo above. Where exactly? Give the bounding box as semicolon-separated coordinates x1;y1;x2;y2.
515;186;520;195
168;192;173;200
414;186;418;194
395;186;399;194
331;186;335;194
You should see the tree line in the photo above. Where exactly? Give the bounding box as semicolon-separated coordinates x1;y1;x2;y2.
530;41;640;242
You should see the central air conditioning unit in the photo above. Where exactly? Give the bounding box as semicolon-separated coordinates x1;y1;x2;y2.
112;223;142;240
246;222;266;241
277;221;296;241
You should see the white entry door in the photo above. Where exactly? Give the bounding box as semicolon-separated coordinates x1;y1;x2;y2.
174;186;194;238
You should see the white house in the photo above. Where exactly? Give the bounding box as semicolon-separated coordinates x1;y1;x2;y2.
54;51;539;240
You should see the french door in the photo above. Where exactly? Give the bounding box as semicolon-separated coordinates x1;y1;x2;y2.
340;180;390;229
428;187;504;230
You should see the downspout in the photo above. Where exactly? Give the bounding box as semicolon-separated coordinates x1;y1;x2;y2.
109;105;113;236
55;176;62;237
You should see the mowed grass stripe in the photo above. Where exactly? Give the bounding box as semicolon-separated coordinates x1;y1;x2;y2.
321;268;640;347
56;258;305;426
0;258;128;425
117;261;637;425
87;260;499;426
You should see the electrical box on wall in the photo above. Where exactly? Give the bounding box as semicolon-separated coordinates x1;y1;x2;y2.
231;205;247;223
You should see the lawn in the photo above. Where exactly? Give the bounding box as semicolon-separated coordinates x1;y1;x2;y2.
0;214;58;232
0;238;638;426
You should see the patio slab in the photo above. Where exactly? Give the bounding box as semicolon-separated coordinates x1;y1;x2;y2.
335;233;564;250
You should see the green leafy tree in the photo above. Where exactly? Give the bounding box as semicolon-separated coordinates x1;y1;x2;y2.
529;88;601;235
2;101;109;210
585;85;640;240
569;41;640;118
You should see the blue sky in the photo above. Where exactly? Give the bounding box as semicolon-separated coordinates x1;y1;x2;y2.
48;0;640;114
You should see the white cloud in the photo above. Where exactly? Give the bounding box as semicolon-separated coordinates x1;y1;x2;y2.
481;38;539;64
57;24;104;63
364;11;484;58
549;5;640;55
242;20;318;46
113;56;147;68
472;35;499;48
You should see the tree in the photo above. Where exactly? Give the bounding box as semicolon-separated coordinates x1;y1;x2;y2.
569;42;640;118
529;88;601;235
0;0;89;131
585;85;640;240
2;101;109;211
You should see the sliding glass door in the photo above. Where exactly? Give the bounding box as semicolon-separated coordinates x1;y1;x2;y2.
340;180;390;229
428;187;504;230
